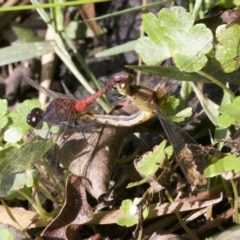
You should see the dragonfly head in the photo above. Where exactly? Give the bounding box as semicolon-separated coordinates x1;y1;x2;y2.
27;107;44;129
107;73;134;106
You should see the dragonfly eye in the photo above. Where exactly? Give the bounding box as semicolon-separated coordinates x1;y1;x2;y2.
119;82;126;89
27;107;44;129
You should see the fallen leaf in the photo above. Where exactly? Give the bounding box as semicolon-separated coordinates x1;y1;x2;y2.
41;174;93;240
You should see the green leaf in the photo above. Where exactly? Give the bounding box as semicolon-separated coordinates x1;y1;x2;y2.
0;42;53;66
191;83;220;126
216;114;235;128
4;100;40;143
0;229;14;240
0;139;53;197
0;99;7;115
95;40;137;58
215;23;240;73
135;7;213;72
11;22;42;42
126;64;240;85
4;128;24;143
0;99;8;129
117;198;149;227
136;140;172;176
175;107;192;120
65;21;87;39
217;97;240;127
135;11;171;65
214;86;232;147
233;0;240;5
120;198;140;215
0;116;7;129
204;155;240;178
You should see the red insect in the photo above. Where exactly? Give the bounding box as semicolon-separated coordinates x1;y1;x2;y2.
26;72;133;128
0;72;133;199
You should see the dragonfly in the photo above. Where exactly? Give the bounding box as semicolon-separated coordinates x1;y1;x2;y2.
93;75;211;191
0;73;134;200
26;72;133;128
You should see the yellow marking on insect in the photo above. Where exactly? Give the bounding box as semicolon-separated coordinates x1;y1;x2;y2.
93;109;153;127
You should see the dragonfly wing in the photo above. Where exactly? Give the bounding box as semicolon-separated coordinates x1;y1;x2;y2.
0;139;54;197
154;102;209;191
24;76;68;99
57;116;132;201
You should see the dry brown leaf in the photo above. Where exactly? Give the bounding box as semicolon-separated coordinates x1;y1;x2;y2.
195;207;234;235
0;205;43;229
41;174;93;240
220;9;240;24
79;3;103;41
57;102;140;201
88;193;223;225
149;232;191;240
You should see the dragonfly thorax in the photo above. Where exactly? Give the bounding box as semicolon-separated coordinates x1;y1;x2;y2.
42;98;78;125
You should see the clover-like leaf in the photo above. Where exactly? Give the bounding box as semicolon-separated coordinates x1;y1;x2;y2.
135;6;213;72
216;114;235;128
120;198;140;215
175;107;192;122
11;22;42;43
117;198;149;227
4;99;40;143
217;97;240;128
4;128;24;144
135;140;173;177
0;99;8;129
215;23;240;73
204;155;240;178
136;36;171;66
0;139;53;197
0;229;14;240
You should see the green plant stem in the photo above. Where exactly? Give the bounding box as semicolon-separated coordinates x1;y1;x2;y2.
230;179;239;223
188;0;193;13
61;31;100;89
49;0;59;32
86;0;173;22
165;190;199;240
197;70;236;100
137;226;143;240
192;0;202;20
0;0;106;12
179;81;192;107
18;190;48;226
115;147;141;163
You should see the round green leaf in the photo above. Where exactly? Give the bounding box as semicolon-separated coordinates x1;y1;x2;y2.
136;140;168;176
204;155;240;178
0;99;7;115
135;6;213;72
216;114;235;128
0;116;8;129
135;37;171;66
0;229;14;240
215;23;240;73
120;199;138;215
4;127;24;143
